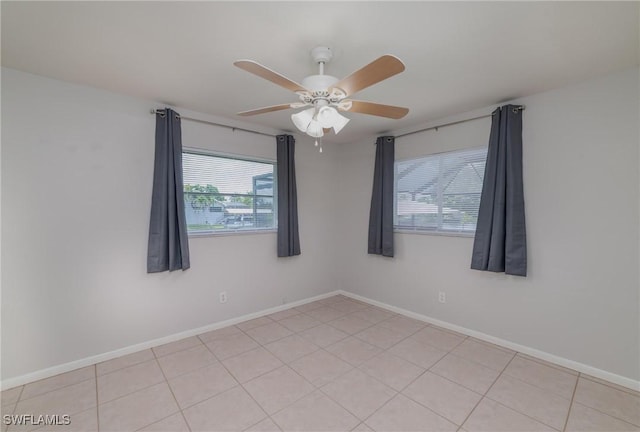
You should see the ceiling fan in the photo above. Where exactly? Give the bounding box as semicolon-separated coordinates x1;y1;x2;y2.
234;46;409;142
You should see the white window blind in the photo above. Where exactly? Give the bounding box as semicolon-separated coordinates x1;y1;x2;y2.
394;147;488;234
182;151;276;234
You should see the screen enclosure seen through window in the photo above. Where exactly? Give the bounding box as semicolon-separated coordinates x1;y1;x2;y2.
182;151;276;234
394;147;488;234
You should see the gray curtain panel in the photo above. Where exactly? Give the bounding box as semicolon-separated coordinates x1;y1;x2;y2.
471;104;527;276
368;136;395;257
276;134;301;257
147;108;190;273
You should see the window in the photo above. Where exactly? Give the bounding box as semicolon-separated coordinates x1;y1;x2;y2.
182;150;276;234
394;147;487;234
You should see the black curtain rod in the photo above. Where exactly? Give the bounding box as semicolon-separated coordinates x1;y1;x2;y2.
151;109;278;138
396;105;525;139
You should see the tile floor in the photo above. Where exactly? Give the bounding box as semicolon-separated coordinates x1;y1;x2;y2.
2;295;639;432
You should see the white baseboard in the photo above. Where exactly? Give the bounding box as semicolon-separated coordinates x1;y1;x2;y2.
3;289;639;393
339;290;640;392
0;291;340;390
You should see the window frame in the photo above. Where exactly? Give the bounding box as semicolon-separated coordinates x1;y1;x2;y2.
393;146;487;238
182;147;278;238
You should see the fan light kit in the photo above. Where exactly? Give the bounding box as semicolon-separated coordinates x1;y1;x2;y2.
234;46;409;152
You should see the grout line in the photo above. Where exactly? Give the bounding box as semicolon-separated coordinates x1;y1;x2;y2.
12;371;96;403
567;376;640;428
562;372;581;432
457;349;518;429
152;354;192;432
203;342;273;428
486;397;565;431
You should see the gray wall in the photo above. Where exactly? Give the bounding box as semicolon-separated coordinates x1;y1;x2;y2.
1;68;341;380
2;66;638;386
335;67;640;382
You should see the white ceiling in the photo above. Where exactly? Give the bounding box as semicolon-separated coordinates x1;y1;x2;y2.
2;1;638;143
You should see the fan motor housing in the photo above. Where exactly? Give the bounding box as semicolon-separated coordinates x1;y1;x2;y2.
302;74;339;92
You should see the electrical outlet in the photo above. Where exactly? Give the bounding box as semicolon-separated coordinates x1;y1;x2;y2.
219;291;227;303
438;292;446;303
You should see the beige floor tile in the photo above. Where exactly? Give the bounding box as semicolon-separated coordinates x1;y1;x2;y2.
266;308;301;322
410;326;466;352
294;301;326;313
205;332;260;360
377;315;426;335
97;349;155;376
183;386;266;432
289;350;353;387
463;398;556;431
430;354;499;394
2;403;15;418
151;336;202;358
1;387;23;407
244;366;315;415
15;379;96;418
197;325;242;343
581;374;640;397
349;307;396;324
325;337;382;366
330;300;369;314
246;322;294;345
222;347;283;383
354;325;407;349
487;374;571;430
352;422;374;432
156;345;217;379
277;314;321;333
328;315;374;335
236;317;274;331
566;402;640;431
168;362;237;409
320;369;396;420
359;352;425;391
264;335;319;364
404;372;482;426
271;391;359;432
138;413;190;431
516;353;578;376
98;359;165;403
451;339;515;372
20;367;95;400
323;295;348;304
365;394;457;432
298;324;349;347
99;382;178;432
30;407;97;432
503;355;577;399
388;337;447;369
245;417;282;431
306;306;349;323
574;377;640;426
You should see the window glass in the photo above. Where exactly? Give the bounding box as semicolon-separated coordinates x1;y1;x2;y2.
182;151;276;234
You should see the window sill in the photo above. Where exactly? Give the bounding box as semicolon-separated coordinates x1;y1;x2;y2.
394;229;475;238
188;229;277;238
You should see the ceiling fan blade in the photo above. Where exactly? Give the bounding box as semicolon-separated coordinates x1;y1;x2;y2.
330;55;405;97
234;60;308;93
341;100;409;119
237;104;294;116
